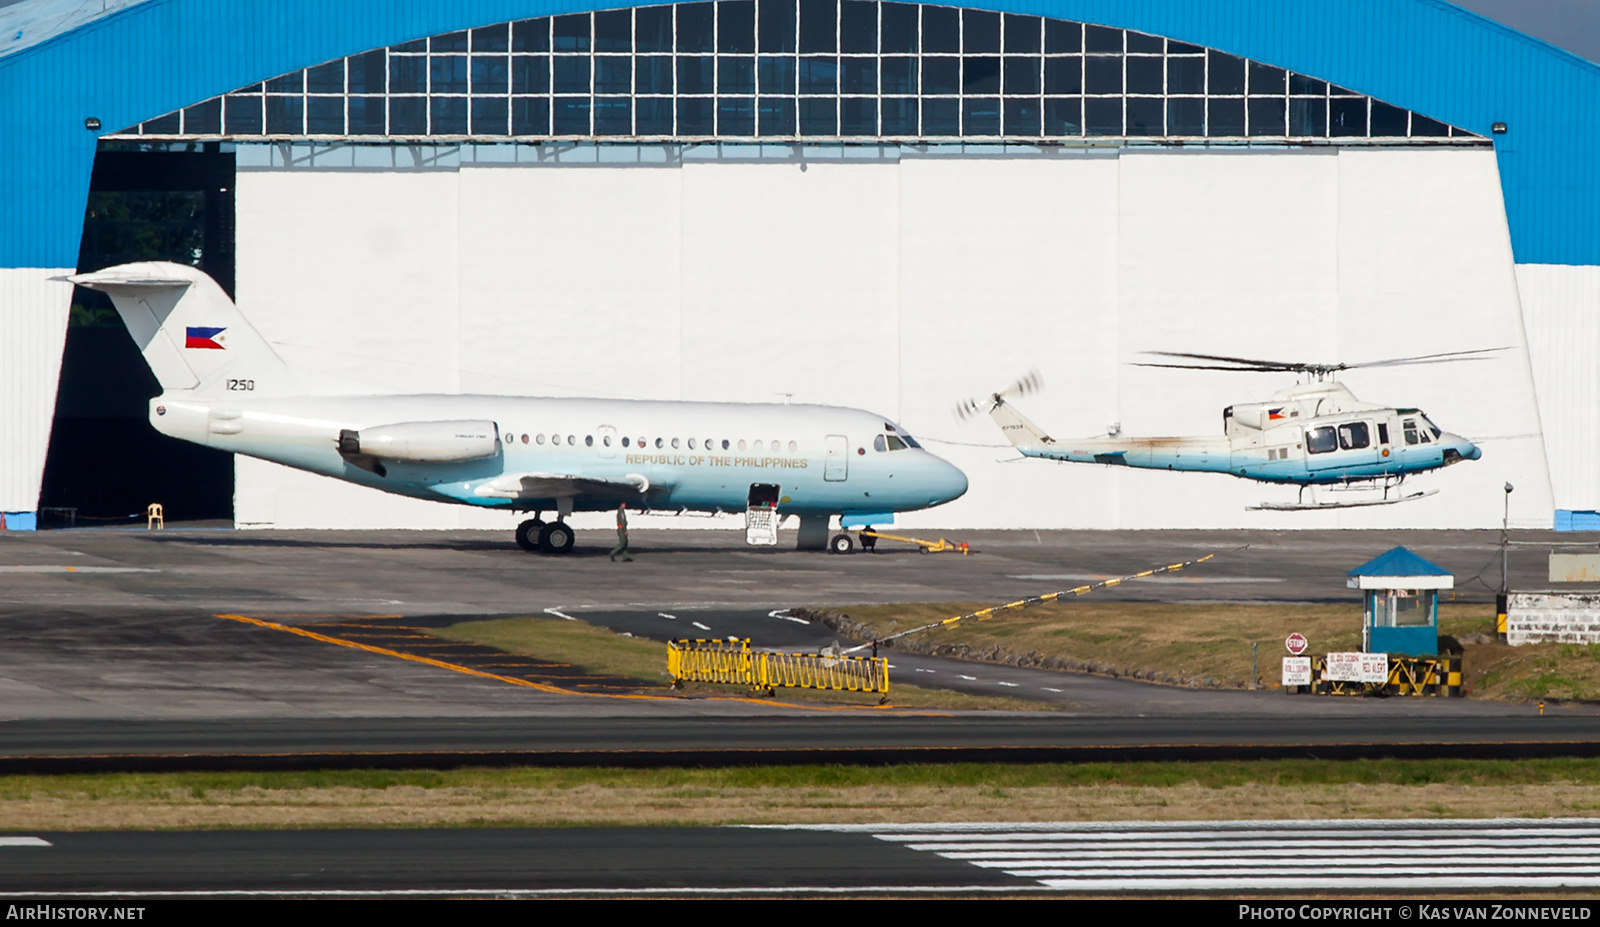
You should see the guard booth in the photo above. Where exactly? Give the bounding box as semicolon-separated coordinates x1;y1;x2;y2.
1347;546;1452;656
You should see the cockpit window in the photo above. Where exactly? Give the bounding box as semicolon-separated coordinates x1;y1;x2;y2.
1307;426;1337;454
1403;419;1419;445
901;434;921;449
1421;414;1443;439
873;435;887;452
886;435;907;451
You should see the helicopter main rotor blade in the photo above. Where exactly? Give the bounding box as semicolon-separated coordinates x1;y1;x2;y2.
1141;350;1318;371
1132;361;1303;372
1338;347;1509;370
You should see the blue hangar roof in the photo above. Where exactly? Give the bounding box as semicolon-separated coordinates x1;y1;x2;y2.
2;0;1597;269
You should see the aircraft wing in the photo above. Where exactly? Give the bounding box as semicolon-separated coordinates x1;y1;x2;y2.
473;471;657;501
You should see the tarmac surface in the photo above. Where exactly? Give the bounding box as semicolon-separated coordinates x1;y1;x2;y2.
0;525;1595;765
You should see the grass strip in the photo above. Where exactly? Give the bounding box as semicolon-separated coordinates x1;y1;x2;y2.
7;759;1600;830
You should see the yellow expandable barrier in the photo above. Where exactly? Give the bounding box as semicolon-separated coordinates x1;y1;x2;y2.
667;639;890;695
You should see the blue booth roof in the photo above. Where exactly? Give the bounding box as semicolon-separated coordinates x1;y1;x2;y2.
1349;546;1453;578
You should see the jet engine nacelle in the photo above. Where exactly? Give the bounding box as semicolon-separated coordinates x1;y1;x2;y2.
338;420;499;462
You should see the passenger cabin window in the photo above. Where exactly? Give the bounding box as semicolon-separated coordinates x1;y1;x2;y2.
1338;422;1370;450
1307;426;1338;454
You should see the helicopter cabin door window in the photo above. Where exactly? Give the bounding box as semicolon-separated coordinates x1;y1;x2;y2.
1338;422;1370;450
1307;426;1338;454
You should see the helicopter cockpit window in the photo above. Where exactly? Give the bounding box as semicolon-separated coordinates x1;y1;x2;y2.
1307;426;1338;454
1403;419;1419;445
1338;422;1370;450
1421;414;1443;439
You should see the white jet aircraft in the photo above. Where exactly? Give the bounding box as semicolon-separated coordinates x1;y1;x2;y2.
68;263;967;553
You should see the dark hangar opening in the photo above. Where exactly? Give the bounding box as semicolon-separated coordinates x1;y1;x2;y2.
37;143;237;527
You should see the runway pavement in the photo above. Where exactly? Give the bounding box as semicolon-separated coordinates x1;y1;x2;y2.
6;819;1599;895
0;526;1594;767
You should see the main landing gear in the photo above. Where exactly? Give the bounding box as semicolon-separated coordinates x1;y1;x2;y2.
515;517;576;555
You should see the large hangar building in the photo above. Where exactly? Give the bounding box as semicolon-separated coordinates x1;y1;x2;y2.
2;0;1596;532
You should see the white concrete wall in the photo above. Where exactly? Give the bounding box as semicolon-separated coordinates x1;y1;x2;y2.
0;267;74;516
231;144;1554;530
1516;263;1600;513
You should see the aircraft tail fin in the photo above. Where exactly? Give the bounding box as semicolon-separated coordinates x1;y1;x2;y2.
66;262;301;397
989;397;1055;449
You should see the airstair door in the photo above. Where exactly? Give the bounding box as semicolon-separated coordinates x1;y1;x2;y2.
745;483;781;546
824;435;848;481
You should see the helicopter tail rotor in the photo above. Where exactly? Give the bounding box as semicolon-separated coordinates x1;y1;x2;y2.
954;369;1044;421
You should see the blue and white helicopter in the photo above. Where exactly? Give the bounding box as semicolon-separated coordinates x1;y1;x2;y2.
70;262;968;552
965;352;1489;510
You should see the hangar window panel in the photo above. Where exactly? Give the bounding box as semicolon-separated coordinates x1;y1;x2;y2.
840;0;877;53
512;96;550;135
307;62;344;94
513;18;551;53
433;31;469;53
880;56;916;93
963;9;999;54
307;97;345;135
595;97;634;134
432;56;469;94
474;23;510;53
962;96;1000;135
637;96;674;133
125;2;1483;146
223;95;262;135
595;9;633;51
1125;55;1162;95
841;96;877;134
719;97;757;135
1044;96;1081;135
183;100;221;135
758;96;797;133
513;56;551;94
471;97;509;135
679;2;716;52
963;56;999;94
1004;14;1039;53
1126;96;1162;136
759;55;796;93
637;55;673;93
921;5;958;53
1003;57;1040;95
554;14;592;52
760;0;798;52
1247;96;1285;136
721;1;757;52
1003;97;1040;135
1370;99;1408;137
554;97;592;134
432;97;468;135
1043;18;1080;53
473;57;509;95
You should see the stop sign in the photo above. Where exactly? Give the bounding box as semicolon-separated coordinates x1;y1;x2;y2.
1285;632;1308;655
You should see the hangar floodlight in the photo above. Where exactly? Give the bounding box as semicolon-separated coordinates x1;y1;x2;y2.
1492;122;1508;134
83;116;99;130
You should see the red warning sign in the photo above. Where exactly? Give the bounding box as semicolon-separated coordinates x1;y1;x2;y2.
1285;632;1308;656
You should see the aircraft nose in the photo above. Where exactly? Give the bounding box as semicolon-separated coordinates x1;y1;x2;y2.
1462;440;1483;461
930;458;969;505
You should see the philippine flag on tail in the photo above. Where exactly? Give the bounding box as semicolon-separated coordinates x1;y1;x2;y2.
185;326;226;350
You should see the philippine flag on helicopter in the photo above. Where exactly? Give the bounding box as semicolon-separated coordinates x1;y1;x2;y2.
1267;407;1287;420
185;326;226;350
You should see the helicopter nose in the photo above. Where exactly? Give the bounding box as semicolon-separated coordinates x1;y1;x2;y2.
1461;440;1483;461
1442;435;1482;464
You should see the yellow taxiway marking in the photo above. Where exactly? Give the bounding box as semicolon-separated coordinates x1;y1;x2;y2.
214;613;938;714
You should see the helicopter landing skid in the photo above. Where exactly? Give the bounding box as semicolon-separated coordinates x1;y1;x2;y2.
1249;488;1438;511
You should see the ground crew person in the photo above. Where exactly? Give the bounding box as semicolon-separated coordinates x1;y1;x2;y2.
611;502;633;562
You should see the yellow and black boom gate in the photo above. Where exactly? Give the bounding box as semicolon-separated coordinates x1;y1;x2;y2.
1304;654;1463;697
667;639;889;696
